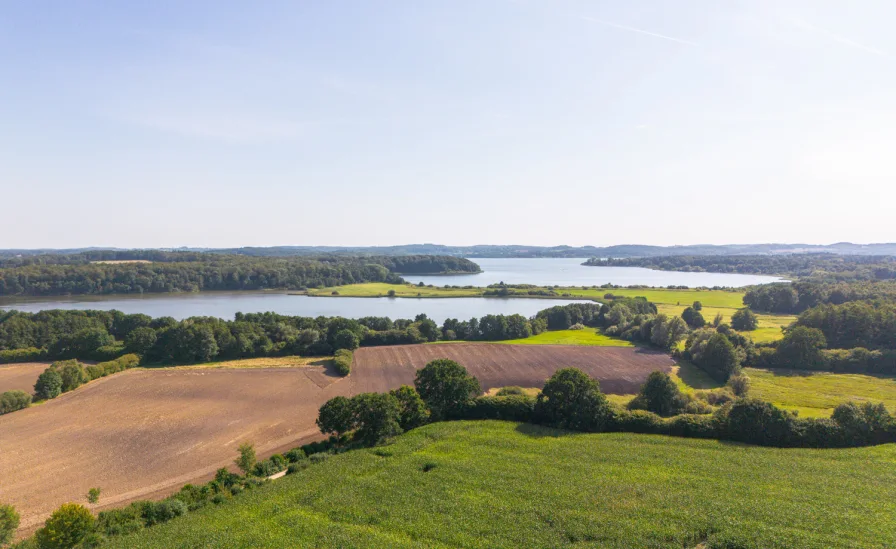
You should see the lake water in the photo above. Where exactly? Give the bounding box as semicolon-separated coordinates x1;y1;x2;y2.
403;258;785;287
0;293;583;324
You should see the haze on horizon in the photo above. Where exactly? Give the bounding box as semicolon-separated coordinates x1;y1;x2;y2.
2;0;894;249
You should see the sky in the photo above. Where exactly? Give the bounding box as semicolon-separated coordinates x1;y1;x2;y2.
1;0;895;248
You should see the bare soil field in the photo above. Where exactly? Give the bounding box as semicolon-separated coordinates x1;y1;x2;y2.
352;344;675;395
0;362;48;394
1;345;673;535
0;364;349;534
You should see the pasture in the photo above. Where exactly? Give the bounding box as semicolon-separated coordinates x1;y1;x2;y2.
106;421;896;549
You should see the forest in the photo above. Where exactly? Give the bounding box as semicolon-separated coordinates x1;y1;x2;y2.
587;254;896;281
0;254;480;296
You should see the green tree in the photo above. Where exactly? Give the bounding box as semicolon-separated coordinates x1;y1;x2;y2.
125;327;158;354
0;504;19;547
628;371;686;416
535;368;611;432
34;368;63;400
351;392;403;446
777;326;827;368
56;360;88;392
414;359;481;421
316;396;356;437
87;488;101;505
681;307;706;329
333;329;360;351
389;385;430;430
234;443;256;475
650;315;689;350
35;503;95;549
730;308;759;331
700;333;742;382
693;301;703;311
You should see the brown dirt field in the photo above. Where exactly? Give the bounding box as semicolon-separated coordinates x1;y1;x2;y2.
351;344;675;395
0;362;48;394
1;345;673;536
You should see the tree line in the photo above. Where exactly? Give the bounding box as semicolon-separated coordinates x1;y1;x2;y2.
587;254;896;282
743;280;896;314
0;254;480;296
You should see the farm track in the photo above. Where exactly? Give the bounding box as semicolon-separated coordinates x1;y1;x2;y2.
0;345;673;535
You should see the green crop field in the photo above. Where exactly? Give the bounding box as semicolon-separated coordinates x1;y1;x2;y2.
496;327;633;347
744;368;896;418
106;421;896;549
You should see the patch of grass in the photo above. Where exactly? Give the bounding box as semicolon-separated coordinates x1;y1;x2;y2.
305;283;484;298
496;328;633;347
158;356;332;370
744;367;896;418
105;421;896;549
560;287;745;308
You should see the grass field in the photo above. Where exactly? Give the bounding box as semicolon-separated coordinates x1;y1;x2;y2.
559;287;746;308
744;368;896;418
106;421;896;549
496;327;633;347
306;283;483;298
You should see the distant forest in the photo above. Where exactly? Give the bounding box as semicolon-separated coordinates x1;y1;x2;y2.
586;254;896;282
4;242;896;259
0;254;480;297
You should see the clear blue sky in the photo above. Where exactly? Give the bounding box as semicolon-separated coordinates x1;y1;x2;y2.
2;1;894;248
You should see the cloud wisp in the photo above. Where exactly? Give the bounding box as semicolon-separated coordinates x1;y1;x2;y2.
794;18;886;57
581;17;699;47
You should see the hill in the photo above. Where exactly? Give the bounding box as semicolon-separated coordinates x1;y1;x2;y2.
104;421;896;549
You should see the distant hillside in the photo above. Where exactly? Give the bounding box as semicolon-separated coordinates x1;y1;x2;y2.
3;242;896;259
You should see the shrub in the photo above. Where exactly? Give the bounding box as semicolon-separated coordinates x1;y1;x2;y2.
414;359;481;421
461;395;535;422
138;499;187;526
234;443;256;475
309;452;330;464
0;390;32;414
0;504;19;547
34;368;63;400
569;323;586;330
0;347;46;364
253;458;287;477
87;487;101;504
730;308;759;331
627;371;688;417
495;386;525;396
332;349;353;376
35;503;95;549
718;399;796;447
55;360;88;392
535;368;611;432
681;307;706;329
727;374;751;397
97;507;143;537
285;448;307;463
90;344;127;362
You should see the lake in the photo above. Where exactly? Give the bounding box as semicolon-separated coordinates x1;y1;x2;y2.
0;293;584;324
403;258;785;287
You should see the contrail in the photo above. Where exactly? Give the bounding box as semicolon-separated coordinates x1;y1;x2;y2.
794;19;885;57
582;16;699;47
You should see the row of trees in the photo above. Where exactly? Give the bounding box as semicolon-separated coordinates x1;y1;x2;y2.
0;254;480;296
589;254;896;282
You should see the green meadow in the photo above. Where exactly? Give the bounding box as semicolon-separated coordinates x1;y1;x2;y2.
106;421;896;549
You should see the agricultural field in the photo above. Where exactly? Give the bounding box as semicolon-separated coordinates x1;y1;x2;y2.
0;363;349;534
106;421;896;549
496;327;633;347
305;283;483;298
352;343;674;395
559;286;746;308
0;362;47;394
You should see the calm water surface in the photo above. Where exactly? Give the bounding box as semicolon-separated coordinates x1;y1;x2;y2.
0;293;583;324
403;258;785;287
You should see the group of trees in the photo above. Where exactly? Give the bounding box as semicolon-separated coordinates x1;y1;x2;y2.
744;280;896;314
599;298;688;350
589;254;896;282
796;301;896;350
0;254;480;297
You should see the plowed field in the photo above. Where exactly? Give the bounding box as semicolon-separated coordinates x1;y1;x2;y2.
0;344;673;535
0;362;47;394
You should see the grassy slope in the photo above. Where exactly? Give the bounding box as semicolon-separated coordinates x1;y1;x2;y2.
107;421;896;549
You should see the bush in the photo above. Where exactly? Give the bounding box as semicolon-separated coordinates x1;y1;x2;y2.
253;457;287;477
730;308;759;331
55;360;88;392
34;368;63;400
535;368;611;432
681;307;706;329
0;347;46;364
234;443;256;475
97;507;144;537
460;395;535;422
138;499;187;526
495;386;525;396
90;344;127;362
0;390;32;414
718;399;796;447
284;448;307;463
727;374;751;397
332;349;353;376
0;504;19;547
389;385;430;430
569;323;586;330
627;371;688;417
35;503;95;549
333;329;360;351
